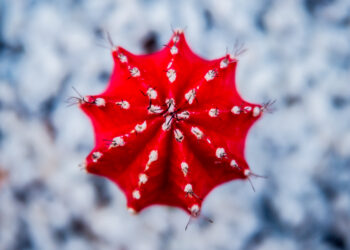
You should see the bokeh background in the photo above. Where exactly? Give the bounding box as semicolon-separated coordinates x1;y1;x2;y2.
1;0;350;249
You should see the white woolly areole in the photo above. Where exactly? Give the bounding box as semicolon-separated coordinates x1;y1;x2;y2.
204;70;216;81
170;46;178;55
148;105;163;114
191;126;203;139
129;67;140;77
230;159;238;168
116;100;130;109
209;108;219;117
244;106;252;112
181;162;189;175
148;150;158;163
244;169;251;176
167;69;176;83
231;106;241;114
118;53;128;63
190;204;200;216
185;89;196;104
111;136;125;147
92;151;102;162
132;190;141;199
220;58;229;68
95;98;106;107
162;116;172;131
139;174;148;184
174;129;184;142
253;106;261;117
184;184;193;193
178;111;190;119
166;98;175;113
135;121;147;133
147;88;157;99
216;148;226;158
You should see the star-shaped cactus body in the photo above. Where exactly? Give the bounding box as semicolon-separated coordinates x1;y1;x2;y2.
80;30;262;216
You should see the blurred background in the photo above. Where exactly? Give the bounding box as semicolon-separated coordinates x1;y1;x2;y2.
1;0;350;249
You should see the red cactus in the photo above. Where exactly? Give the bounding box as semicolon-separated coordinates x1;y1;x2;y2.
79;30;263;217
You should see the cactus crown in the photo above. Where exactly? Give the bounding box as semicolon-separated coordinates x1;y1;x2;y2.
79;30;263;216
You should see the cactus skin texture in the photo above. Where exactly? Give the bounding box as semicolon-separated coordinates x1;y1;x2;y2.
79;30;263;217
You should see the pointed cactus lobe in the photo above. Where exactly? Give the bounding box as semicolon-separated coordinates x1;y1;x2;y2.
79;30;263;217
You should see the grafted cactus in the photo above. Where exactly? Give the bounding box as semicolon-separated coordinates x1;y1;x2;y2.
79;30;263;217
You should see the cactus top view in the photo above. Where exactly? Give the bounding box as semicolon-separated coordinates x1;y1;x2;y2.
78;30;263;217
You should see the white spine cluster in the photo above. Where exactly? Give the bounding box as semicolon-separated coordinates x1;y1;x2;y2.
230;159;238;168
253;106;261;117
190;204;200;216
209;108;219;117
170;46;178;55
220;58;229;68
95;98;106;107
129;67;140;77
184;184;193;193
162;116;172;131
185;89;196;104
116;100;130;109
135;121;147;133
166;98;175;113
148;150;158;164
174;129;184;142
148;105;163;114
191;127;203;139
92;151;102;162
178;111;190;120
181;162;189;176
132;190;141;199
110;136;125;148
167;69;176;83
231;106;241;114
118;53;128;63
139;174;148;184
204;70;216;81
216;148;226;158
244;106;252;112
147;88;157;99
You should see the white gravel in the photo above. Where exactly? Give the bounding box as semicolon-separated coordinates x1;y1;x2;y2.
1;0;350;249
